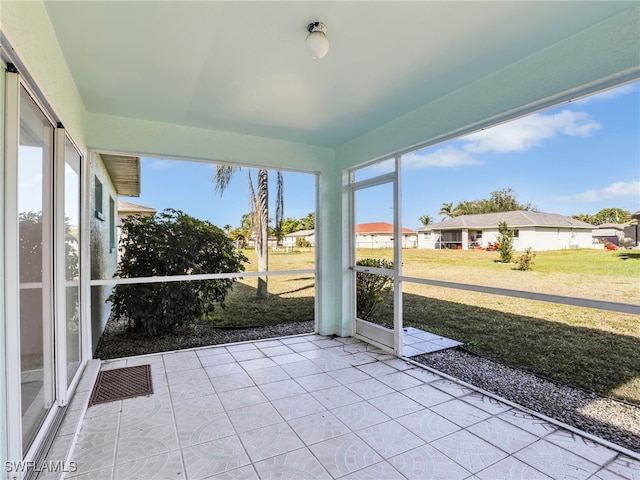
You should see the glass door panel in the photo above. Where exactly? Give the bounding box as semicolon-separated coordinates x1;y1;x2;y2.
18;86;55;451
64;138;81;385
353;181;396;350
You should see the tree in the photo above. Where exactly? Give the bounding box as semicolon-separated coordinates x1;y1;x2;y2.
572;208;631;225
300;212;315;230
418;215;433;227
214;167;283;298
593;207;631;225
453;188;536;215
488;188;535;212
108;209;247;335
497;221;514;263
572;213;596;224
280;212;315;236
438;202;457;219
280;217;302;236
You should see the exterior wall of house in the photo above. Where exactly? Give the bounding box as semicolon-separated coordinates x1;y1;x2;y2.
355;233;417;249
283;233;316;247
89;153;119;352
418;227;593;251
522;227;591;251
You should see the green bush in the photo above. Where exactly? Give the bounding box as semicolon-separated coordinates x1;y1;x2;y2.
108;209;247;335
516;247;536;271
295;237;312;248
356;258;394;320
497;221;514;263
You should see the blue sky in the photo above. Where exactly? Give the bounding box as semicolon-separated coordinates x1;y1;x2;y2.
122;81;639;230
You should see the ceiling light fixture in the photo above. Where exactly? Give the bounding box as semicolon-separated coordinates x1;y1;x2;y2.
306;22;329;59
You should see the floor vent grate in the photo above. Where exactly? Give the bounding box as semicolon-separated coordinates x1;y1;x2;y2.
89;365;153;406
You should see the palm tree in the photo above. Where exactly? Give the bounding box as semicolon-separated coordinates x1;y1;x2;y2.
223;224;232;235
214;166;283;299
438;202;457;219
418;215;433;227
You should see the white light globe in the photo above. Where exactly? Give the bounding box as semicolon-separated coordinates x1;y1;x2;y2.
306;31;329;59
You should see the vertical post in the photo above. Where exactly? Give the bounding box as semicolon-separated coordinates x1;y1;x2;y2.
3;67;23;477
393;156;403;357
54;128;68;405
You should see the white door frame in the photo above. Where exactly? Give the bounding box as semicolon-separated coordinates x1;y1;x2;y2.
349;156;403;355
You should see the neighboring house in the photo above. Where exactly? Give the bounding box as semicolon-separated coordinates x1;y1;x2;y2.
283;229;316;248
247;236;279;249
416;211;594;251
118;200;157;223
356;222;417;249
116;201;157;261
592;223;637;247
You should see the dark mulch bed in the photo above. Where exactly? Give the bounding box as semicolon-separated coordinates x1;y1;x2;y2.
94;317;315;360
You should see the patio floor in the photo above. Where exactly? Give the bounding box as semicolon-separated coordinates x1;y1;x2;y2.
45;334;639;480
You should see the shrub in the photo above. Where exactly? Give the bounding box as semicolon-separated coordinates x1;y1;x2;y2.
356;258;394;320
108;209;247;335
516;247;536;271
497;221;514;263
296;237;312;248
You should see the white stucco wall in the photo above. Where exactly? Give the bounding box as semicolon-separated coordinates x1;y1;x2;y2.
417;227;593;251
89;153;119;352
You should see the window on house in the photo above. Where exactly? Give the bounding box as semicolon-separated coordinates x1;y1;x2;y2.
94;177;104;220
109;196;116;251
513;229;519;238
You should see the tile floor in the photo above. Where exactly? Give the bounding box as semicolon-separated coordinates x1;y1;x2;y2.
47;334;639;479
402;327;462;357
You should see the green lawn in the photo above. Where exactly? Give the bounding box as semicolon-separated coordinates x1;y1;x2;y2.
230;247;640;404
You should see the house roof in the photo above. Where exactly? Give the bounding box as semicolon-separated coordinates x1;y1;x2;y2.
284;229;315;238
594;223;630;230
417;211;594;231
117;201;157;214
356;222;415;234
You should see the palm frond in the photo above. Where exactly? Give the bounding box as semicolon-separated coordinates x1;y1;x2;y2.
214;165;239;196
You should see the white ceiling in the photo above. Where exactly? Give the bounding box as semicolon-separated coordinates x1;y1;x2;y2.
44;1;634;148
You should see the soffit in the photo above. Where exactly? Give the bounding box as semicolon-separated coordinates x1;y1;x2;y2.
101;154;141;197
44;1;633;148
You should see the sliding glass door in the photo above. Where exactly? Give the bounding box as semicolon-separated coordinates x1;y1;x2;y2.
18;85;55;451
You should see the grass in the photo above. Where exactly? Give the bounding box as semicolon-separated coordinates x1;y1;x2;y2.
202;275;315;328
235;247;639;405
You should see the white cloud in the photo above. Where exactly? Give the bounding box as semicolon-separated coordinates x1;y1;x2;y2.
463;110;600;153
402;146;481;170
405;108;601;170
557;181;640;202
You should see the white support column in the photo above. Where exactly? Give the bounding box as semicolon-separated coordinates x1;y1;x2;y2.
461;229;469;250
316;163;348;336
